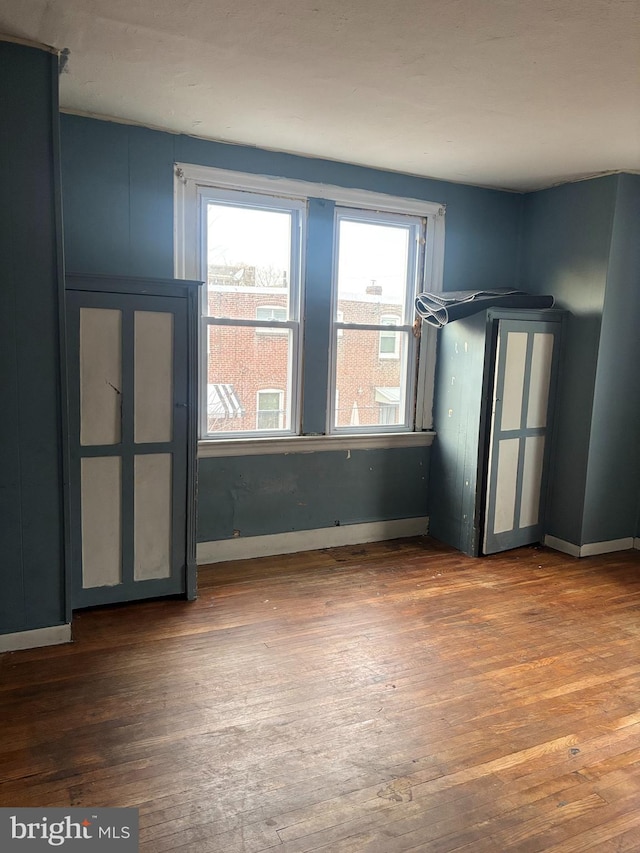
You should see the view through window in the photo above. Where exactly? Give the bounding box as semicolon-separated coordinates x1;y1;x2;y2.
332;212;422;431
204;195;302;435
175;165;444;441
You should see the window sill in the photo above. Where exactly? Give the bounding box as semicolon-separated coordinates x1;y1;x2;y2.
198;431;436;458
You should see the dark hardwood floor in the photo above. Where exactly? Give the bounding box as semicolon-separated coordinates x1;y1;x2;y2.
2;538;640;852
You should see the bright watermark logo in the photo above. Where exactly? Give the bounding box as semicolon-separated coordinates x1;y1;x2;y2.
0;808;138;850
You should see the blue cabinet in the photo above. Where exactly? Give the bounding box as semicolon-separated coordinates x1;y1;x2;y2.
66;274;201;607
429;308;564;556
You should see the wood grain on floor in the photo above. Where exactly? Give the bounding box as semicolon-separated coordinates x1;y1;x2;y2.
2;538;640;852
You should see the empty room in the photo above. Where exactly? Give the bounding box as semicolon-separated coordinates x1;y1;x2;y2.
1;1;640;851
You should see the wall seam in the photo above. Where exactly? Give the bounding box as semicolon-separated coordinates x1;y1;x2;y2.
514;192;526;288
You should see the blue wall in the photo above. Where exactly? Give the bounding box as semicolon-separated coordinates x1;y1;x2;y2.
520;176;618;545
198;449;429;541
1;67;634;640
60;115;523;542
581;174;640;544
0;42;66;635
61;116;522;292
521;174;640;548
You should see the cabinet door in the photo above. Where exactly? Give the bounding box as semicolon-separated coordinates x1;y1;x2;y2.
483;319;560;554
67;290;190;607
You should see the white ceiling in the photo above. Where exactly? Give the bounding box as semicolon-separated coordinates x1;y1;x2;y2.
2;0;639;191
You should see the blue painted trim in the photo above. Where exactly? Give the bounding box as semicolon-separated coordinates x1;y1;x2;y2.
51;52;73;625
66;272;202;297
300;198;335;433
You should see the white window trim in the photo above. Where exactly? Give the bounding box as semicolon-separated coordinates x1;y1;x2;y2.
415;208;445;430
177;174;305;439
175;165;444;276
174;163;445;445
199;430;435;457
328;207;421;435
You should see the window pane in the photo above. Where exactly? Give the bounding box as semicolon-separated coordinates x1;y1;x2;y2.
255;305;288;334
379;316;400;358
257;391;284;430
379;332;397;354
207;325;292;434
206;202;292;319
336;220;410;323
334;328;408;428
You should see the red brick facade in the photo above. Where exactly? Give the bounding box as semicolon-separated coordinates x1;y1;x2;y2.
206;267;410;433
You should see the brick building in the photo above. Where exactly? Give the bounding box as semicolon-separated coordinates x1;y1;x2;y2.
206;265;407;433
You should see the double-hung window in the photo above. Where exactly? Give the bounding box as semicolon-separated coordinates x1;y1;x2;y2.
190;186;304;437
175;164;445;444
330;210;423;432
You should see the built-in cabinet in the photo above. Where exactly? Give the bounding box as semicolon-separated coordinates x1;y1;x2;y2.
65;275;200;608
429;308;564;557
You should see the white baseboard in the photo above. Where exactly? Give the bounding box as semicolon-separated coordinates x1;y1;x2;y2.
544;535;581;557
634;538;640;550
197;517;429;565
580;537;635;557
545;535;635;558
0;624;71;653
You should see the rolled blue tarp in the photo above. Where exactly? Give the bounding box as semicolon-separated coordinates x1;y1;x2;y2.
415;288;555;328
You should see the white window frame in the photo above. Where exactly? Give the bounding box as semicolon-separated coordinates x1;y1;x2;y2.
256;389;285;431
328;208;422;435
175;167;305;439
175;163;444;452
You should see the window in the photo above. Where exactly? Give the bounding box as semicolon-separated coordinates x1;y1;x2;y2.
379;315;401;359
256;306;287;322
180;180;303;437
257;389;284;430
175;164;445;444
330;210;423;432
255;305;288;335
376;387;401;425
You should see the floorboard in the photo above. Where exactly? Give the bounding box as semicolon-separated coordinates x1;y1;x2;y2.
2;538;640;851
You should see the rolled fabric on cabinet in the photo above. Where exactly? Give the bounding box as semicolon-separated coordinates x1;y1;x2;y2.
415;288;555;327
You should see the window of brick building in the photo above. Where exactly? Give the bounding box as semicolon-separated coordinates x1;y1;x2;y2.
256;305;288;335
379;315;401;359
257;389;285;430
375;387;401;425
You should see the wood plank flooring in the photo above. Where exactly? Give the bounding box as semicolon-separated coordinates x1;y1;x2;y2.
2;538;640;851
